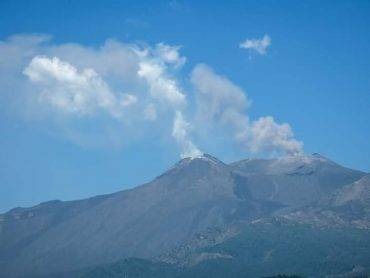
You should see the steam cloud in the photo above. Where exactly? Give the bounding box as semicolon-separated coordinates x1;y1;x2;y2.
191;64;303;156
172;111;202;158
0;34;302;157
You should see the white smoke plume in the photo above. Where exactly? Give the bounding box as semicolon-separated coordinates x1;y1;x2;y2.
0;34;302;157
172;111;202;158
191;64;303;156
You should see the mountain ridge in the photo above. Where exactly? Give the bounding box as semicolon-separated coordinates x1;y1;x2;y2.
0;153;368;277
1;152;362;214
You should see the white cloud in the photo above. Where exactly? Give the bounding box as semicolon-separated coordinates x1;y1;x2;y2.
144;103;157;121
191;64;303;156
0;34;302;158
48;39;140;82
191;64;250;119
154;43;186;68
0;34;53;114
19;39;194;155
136;43;187;108
137;59;186;107
191;64;250;142
121;94;137;107
172;111;202;158
240;34;271;55
23;56;134;118
249;116;303;155
136;45;195;156
136;43;199;157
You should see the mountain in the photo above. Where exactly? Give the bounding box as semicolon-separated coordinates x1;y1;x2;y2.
0;153;368;277
230;153;365;207
84;220;370;278
282;174;370;228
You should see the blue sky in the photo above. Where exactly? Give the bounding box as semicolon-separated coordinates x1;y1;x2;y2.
0;0;369;212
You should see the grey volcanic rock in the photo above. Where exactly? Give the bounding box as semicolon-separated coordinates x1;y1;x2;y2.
230;154;365;207
282;174;370;228
0;153;367;277
331;174;370;206
0;154;274;277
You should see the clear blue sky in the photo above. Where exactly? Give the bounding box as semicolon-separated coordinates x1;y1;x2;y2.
0;0;369;212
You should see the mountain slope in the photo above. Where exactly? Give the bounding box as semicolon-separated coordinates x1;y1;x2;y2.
0;154;367;277
0;155;276;276
282;174;370;228
230;154;365;207
83;220;370;278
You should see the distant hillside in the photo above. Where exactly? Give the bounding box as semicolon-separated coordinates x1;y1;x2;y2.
84;220;370;278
